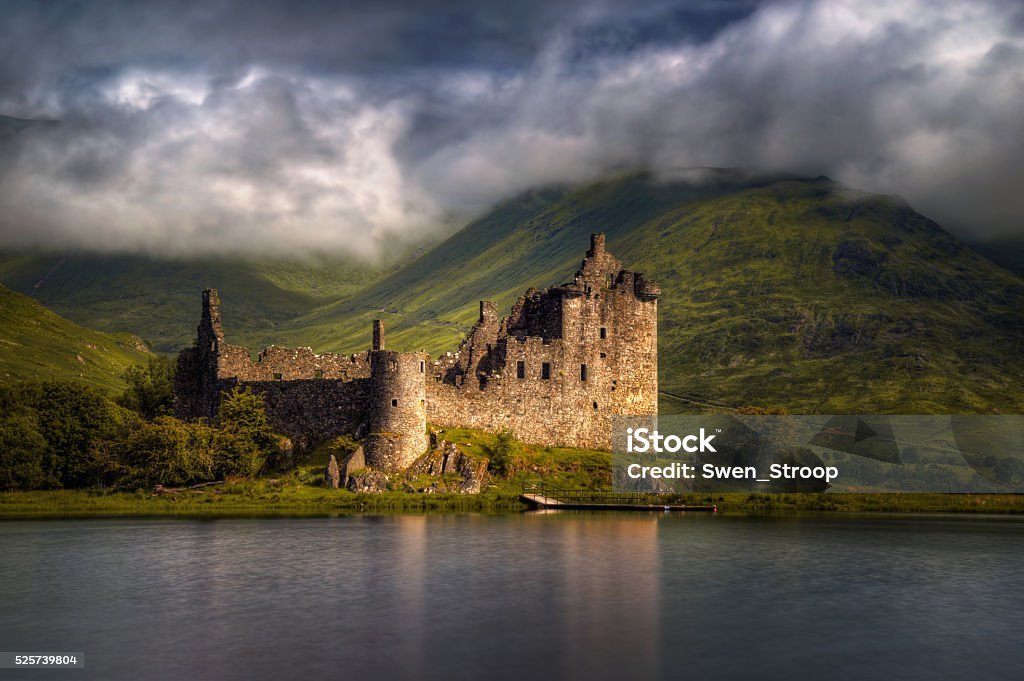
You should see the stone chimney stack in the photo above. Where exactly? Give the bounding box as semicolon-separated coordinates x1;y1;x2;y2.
372;319;385;351
480;300;497;323
589;233;606;257
198;288;225;351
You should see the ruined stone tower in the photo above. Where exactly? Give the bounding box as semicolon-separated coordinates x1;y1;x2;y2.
173;234;659;470
365;321;429;471
173;288;228;420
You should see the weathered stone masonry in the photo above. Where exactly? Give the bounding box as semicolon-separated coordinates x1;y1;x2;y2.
174;234;659;471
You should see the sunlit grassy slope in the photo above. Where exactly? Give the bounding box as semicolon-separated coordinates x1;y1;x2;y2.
283;171;1024;414
0;284;152;393
0;253;400;353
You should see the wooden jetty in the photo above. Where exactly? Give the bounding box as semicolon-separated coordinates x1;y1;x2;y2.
520;483;716;513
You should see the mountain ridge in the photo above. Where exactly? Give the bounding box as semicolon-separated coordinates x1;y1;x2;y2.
2;170;1021;413
271;172;1024;414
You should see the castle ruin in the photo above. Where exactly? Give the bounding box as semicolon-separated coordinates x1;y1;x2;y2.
174;234;659;471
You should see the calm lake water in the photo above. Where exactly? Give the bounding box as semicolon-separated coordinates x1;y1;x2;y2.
1;513;1022;681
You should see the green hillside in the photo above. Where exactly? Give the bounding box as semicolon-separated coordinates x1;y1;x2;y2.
0;253;402;353
274;169;798;353
282;172;1024;414
2;170;1021;414
0;284;152;392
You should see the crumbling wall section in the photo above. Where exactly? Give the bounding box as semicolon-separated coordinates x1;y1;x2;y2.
216;344;370;382
237;377;371;445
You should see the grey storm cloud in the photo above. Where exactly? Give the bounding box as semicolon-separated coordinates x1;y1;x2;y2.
0;0;1021;257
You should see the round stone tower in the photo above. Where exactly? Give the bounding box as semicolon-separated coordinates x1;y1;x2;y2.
364;321;429;472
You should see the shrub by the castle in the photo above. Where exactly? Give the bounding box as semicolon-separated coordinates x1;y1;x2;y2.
122;417;216;487
486;429;524;477
119;415;272;486
118;355;176;420
215;387;278;475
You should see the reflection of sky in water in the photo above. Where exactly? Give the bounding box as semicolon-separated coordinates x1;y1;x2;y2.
0;515;663;680
1;514;1022;680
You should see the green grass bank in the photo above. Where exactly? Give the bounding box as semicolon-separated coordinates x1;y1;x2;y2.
2;427;1021;518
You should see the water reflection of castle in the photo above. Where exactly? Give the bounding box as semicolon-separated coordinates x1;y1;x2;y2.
347;515;662;679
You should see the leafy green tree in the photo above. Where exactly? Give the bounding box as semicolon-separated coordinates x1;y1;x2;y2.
0;413;57;490
0;382;43;419
33;382;130;488
217;388;273;439
118;356;176;420
85;437;131;489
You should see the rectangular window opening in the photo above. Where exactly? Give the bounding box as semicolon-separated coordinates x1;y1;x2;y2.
420;361;424;373
516;361;525;379
391;399;398;407
599;327;607;339
580;364;588;382
541;363;551;380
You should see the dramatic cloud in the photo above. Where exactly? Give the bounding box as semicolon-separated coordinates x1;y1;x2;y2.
0;0;1021;257
2;72;436;257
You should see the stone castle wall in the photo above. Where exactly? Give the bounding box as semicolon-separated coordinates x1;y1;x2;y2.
174;234;659;469
218;343;370;382
241;378;371;445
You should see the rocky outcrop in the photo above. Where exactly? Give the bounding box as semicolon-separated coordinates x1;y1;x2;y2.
339;446;366;488
409;438;490;494
325;454;340;488
346;470;389;493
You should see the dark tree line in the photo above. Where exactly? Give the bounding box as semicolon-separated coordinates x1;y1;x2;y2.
0;357;285;491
